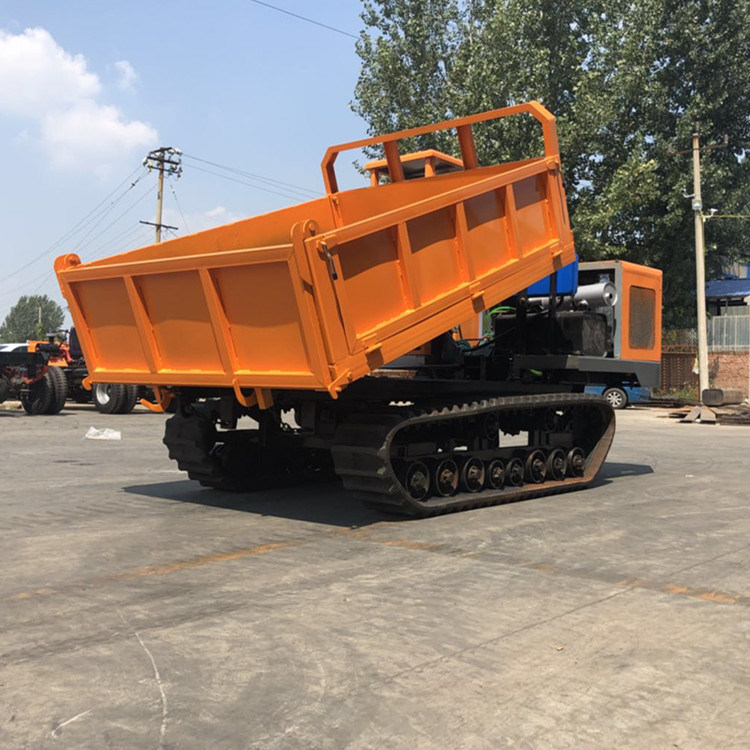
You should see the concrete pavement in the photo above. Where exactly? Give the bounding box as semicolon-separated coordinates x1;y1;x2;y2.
1;405;749;749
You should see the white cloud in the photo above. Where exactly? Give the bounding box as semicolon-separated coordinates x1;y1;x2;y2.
114;60;137;92
0;27;99;117
41;102;157;176
0;27;157;176
161;205;243;236
201;206;242;226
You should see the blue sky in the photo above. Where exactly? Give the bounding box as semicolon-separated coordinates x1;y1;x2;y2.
0;1;368;324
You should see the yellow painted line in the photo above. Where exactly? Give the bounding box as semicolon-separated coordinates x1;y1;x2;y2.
378;539;450;552
348;535;750;608
608;575;746;605
9;540;302;602
6;523;391;604
7;523;749;610
112;541;299;581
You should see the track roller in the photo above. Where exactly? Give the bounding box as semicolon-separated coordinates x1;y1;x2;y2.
546;448;568;481
485;458;506;489
434;458;459;497
506;457;525;487
525;449;547;484
460;456;485;493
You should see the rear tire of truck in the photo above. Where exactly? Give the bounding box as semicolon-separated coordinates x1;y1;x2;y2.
44;366;68;414
20;371;54;415
92;383;126;414
603;387;628;410
117;385;139;414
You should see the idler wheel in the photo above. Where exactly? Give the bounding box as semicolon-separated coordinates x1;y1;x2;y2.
506;457;525;487
525;449;547;484
460;457;485;493
404;461;431;501
434;458;459;497
567;447;585;477
485;459;506;489
546;448;567;481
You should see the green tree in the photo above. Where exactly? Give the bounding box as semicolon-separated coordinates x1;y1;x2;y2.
353;0;750;326
0;295;65;342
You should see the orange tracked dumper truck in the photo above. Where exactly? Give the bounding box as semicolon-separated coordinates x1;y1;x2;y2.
54;103;661;516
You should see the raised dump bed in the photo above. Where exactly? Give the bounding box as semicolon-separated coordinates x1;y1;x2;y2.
55;102;574;407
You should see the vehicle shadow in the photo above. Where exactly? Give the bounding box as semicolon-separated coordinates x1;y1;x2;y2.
597;461;654;480
122;478;390;527
123;460;653;527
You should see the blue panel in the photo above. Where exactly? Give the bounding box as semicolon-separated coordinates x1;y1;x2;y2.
527;258;578;296
705;279;750;299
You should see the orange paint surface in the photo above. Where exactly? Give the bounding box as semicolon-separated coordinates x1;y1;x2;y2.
55;102;575;401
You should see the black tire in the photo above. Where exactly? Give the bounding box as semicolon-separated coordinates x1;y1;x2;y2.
44;366;68;414
20;372;54;415
603;387;628;410
92;383;126;414
117;385;139;414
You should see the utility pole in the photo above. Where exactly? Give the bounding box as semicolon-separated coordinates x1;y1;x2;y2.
142;147;182;243
671;127;728;411
692;128;710;399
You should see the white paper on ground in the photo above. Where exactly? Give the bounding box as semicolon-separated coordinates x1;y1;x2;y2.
84;426;121;441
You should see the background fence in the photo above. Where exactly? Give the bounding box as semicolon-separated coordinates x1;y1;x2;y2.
661;317;750;396
707;315;750;351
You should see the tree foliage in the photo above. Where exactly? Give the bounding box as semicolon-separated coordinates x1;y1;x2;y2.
0;295;65;342
353;0;750;325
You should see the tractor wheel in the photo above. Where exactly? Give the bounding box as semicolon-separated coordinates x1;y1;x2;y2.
117;385;139;414
92;383;126;414
45;366;69;414
20;372;54;415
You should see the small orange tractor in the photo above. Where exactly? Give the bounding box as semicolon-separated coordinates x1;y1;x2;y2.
1;329;141;415
0;341;64;414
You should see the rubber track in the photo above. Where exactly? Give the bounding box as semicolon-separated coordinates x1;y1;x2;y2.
163;412;233;488
331;393;615;517
163;414;336;491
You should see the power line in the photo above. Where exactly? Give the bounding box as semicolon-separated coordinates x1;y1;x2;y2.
169;182;190;235
85;221;151;261
69;173;146;251
14;181;156;298
0;165;143;284
182;153;320;198
21;220;153;299
248;0;358;39
186;163;311;202
75;182;158;256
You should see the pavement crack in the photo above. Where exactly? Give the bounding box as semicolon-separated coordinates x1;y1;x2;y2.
664;540;750;579
384;588;628;683
117;609;168;750
50;708;92;738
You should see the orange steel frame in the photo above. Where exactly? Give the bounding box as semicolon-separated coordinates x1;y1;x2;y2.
365;149;465;185
56;102;575;408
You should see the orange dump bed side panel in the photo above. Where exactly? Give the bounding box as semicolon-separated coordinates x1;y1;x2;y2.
55;102;576;400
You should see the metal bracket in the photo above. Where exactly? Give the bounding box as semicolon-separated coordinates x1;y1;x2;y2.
319;241;338;281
